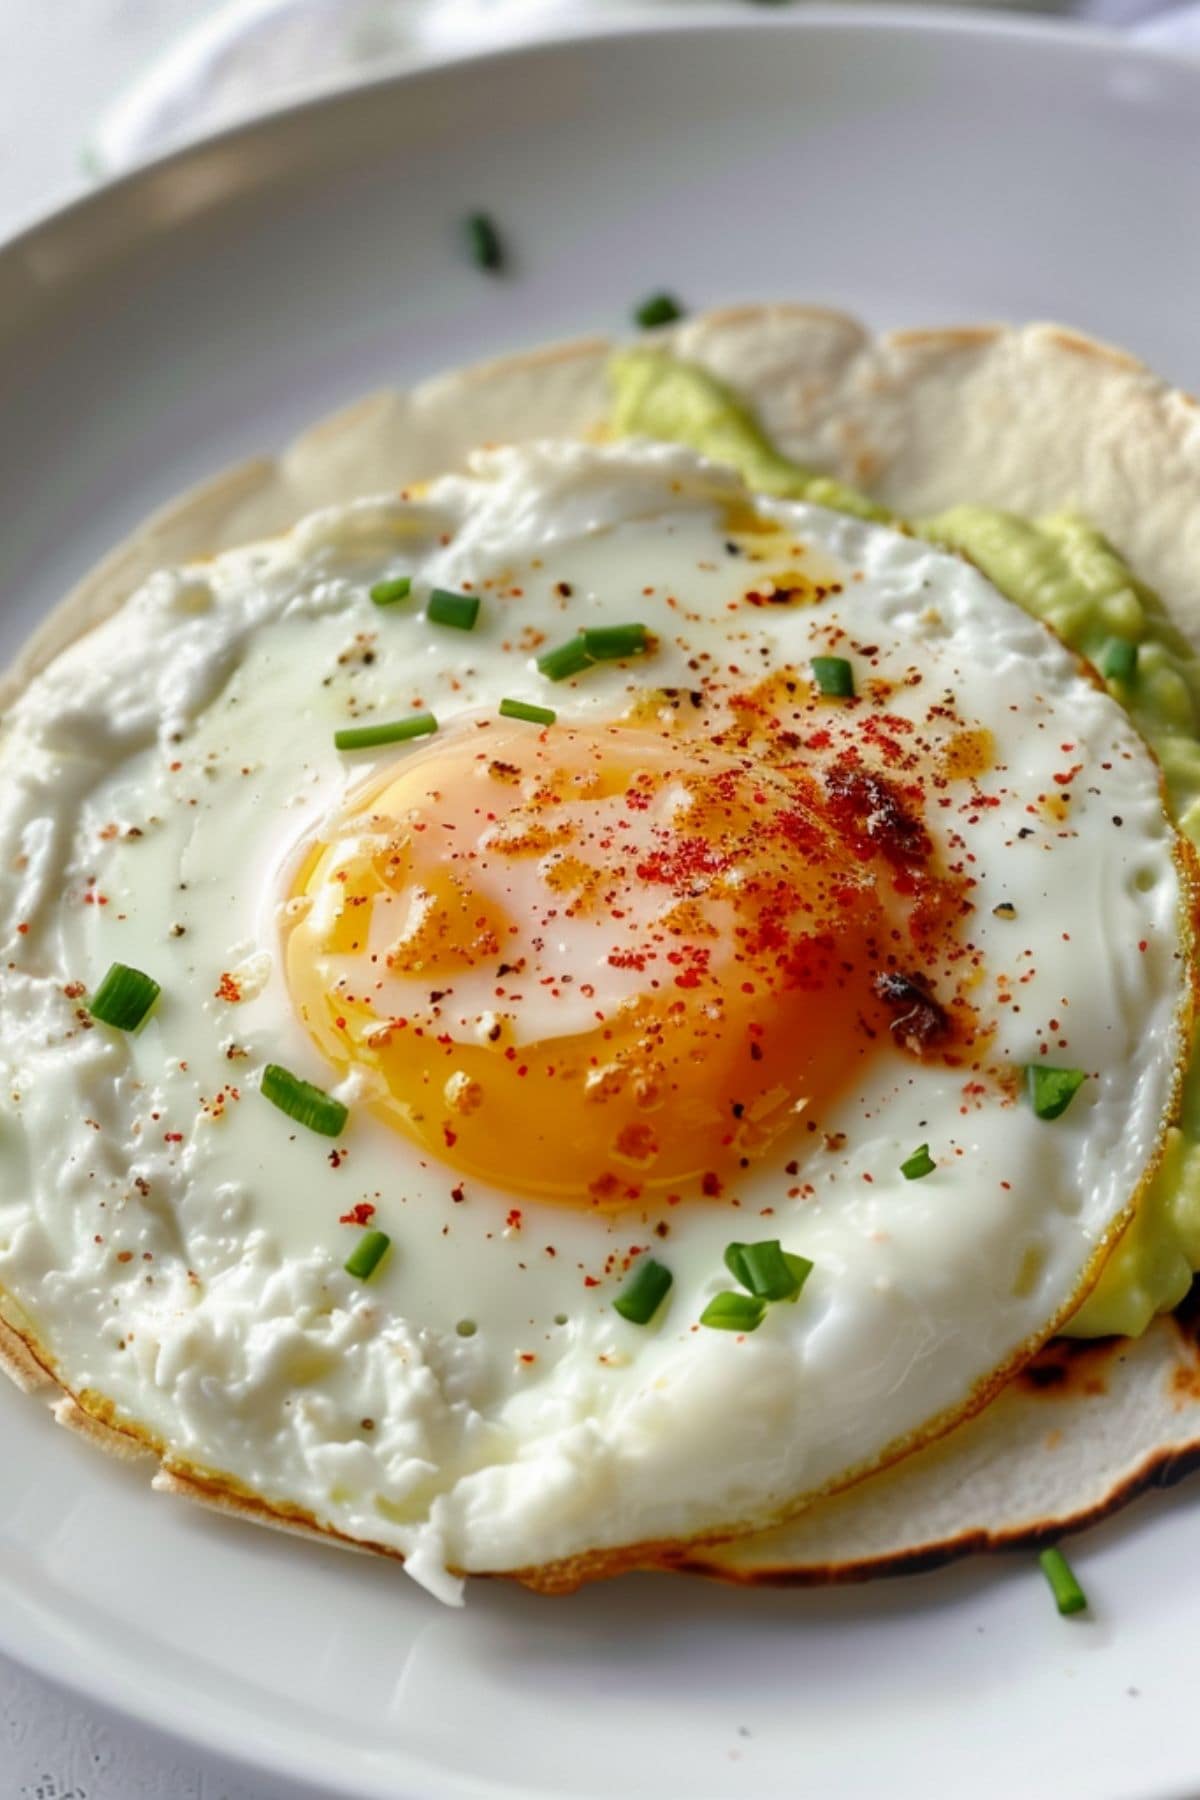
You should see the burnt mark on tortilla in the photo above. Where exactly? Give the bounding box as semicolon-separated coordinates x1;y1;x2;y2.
1015;1334;1121;1400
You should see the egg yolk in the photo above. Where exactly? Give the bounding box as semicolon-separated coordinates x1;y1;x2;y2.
285;722;893;1205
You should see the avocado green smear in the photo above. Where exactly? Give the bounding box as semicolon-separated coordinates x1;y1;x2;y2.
609;349;892;522
919;510;1200;1337
610;349;1200;1339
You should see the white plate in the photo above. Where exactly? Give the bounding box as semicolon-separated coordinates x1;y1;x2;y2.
4;11;1200;1796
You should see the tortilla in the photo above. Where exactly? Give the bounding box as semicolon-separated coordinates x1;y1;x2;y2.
6;304;1200;1590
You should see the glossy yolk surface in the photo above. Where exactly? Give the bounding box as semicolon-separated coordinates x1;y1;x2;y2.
285;722;895;1204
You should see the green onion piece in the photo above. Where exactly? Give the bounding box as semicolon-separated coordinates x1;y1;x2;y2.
1038;1546;1087;1616
499;697;557;726
334;713;437;751
582;623;649;661
537;636;594;682
699;1291;767;1332
87;962;160;1031
369;576;412;607
634;292;685;330
427;588;480;631
1100;638;1138;682
465;211;503;271
781;1251;813;1296
1025;1064;1087;1122
344;1229;391;1281
900;1143;936;1181
613;1257;673;1325
261;1063;348;1137
811;654;855;698
723;1240;812;1302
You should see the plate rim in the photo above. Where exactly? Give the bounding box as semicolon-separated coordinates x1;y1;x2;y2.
0;2;1166;271
5;9;1200;1797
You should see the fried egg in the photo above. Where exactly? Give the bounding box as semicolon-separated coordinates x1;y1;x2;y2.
0;442;1188;1600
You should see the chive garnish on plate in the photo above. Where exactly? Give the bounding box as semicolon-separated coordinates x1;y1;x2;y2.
88;963;160;1031
723;1240;812;1302
811;654;855;698
261;1064;348;1137
369;576;412;607
499;697;557;726
900;1143;936;1181
1025;1064;1087;1121
613;1257;673;1325
634;292;685;330
427;588;480;631
334;713;437;752
700;1291;767;1332
465;211;503;271
344;1229;391;1281
1038;1546;1087;1616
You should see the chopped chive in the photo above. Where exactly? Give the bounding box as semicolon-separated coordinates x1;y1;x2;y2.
344;1229;390;1281
456;1318;477;1337
261;1063;348;1137
465;211;503;272
723;1240;812;1302
699;1291;766;1332
1025;1064;1087;1122
1038;1546;1087;1616
900;1143;936;1181
634;292;685;330
781;1251;813;1295
88;962;160;1031
537;636;594;682
1100;638;1138;682
334;713;437;751
613;1257;673;1325
499;697;557;726
427;588;480;631
369;576;412;607
811;655;855;698
582;623;650;661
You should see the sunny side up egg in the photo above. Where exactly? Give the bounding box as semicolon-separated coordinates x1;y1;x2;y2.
0;441;1189;1599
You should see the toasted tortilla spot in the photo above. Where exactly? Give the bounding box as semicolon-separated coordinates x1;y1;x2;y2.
1015;1336;1119;1399
1043;327;1144;371
887;325;1004;352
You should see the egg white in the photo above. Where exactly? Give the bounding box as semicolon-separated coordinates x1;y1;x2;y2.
0;441;1188;1600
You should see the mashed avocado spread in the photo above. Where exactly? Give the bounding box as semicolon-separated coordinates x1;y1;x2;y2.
611;347;1200;1339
